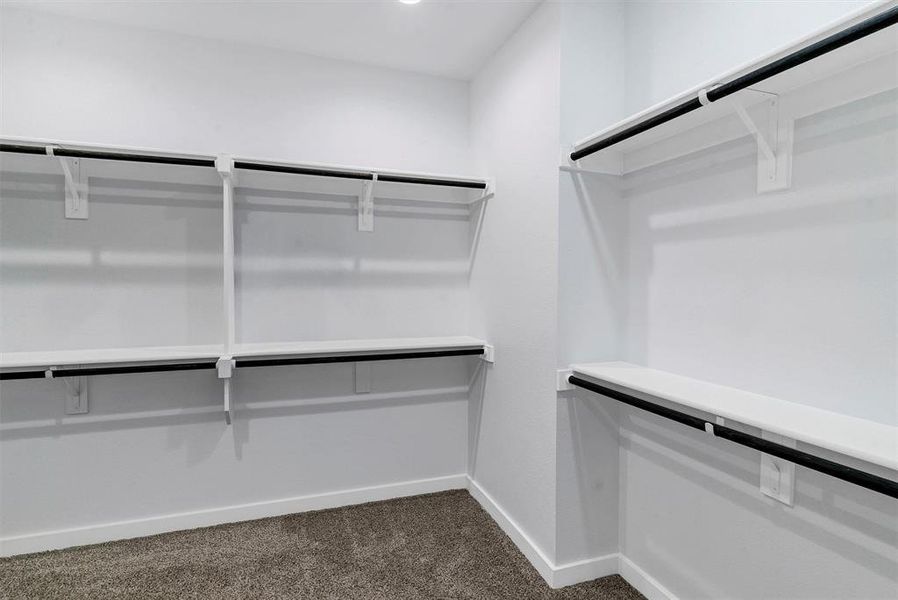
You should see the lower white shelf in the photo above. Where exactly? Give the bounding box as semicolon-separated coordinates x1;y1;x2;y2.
570;362;897;472
233;336;488;360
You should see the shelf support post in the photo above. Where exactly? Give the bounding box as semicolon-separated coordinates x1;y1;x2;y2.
216;154;237;424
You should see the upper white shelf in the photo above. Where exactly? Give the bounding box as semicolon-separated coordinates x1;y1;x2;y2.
234;336;487;360
0;135;490;197
0;337;489;372
569;2;898;174
0;344;224;370
571;361;897;472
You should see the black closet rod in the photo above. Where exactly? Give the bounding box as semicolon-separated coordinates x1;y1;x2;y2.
568;375;898;500
0;348;484;381
0;143;488;190
0;143;216;167
570;5;898;162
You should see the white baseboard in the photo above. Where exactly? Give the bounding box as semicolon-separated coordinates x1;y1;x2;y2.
619;554;678;600
466;477;556;584
553;553;620;588
466;476;617;589
0;473;467;558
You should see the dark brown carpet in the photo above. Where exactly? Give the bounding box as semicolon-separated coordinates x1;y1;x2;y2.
0;489;644;600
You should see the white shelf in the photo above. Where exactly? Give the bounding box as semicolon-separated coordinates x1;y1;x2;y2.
0;337;487;372
0;135;490;192
571;361;898;472
0;344;225;370
233;336;487;360
569;2;898;174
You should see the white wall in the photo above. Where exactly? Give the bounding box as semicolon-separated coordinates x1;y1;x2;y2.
468;0;562;563
555;1;629;567
0;8;471;173
0;7;476;553
558;1;897;597
619;82;898;600
625;0;872;114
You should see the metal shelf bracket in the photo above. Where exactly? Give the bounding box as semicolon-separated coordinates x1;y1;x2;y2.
358;173;376;232
47;147;89;219
217;356;236;425
480;344;495;364
726;92;794;193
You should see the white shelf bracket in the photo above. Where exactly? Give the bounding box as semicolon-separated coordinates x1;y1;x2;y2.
216;154;237;425
480;344;495;364
62;375;89;415
47;146;88;219
470;178;495;205
556;369;574;392
217;356;236;425
559;146;623;177
358;174;376;232
760;431;796;506
729;94;793;193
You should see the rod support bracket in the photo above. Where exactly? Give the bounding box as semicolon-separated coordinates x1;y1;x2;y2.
560;146;623;177
760;431;796;506
215;154;235;182
729;93;793;193
358;174;376;232
216;356;235;380
217;356;236;425
556;369;574;392
472;178;496;205
480;344;495;364
47;146;89;219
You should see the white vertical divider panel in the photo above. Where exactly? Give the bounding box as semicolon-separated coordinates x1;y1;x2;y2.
216;155;237;424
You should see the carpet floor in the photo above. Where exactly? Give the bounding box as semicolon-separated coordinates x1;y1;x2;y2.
0;490;644;600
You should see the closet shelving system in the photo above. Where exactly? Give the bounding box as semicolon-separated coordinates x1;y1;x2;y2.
561;2;898;499
0;138;495;423
564;2;898;192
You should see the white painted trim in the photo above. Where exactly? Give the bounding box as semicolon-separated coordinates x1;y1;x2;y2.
619;555;679;600
0;474;467;557
466;477;556;584
466;476;617;589
553;553;620;589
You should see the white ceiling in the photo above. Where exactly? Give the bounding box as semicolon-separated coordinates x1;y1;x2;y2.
5;0;541;80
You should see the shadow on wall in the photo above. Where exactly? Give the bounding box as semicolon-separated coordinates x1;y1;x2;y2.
1;153;487;349
617;402;898;587
621;89;897;425
0;356;476;439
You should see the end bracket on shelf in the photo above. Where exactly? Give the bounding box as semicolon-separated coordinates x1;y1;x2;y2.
560;146;623;177
480;344;495;364
472;178;496;205
556;369;574;392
